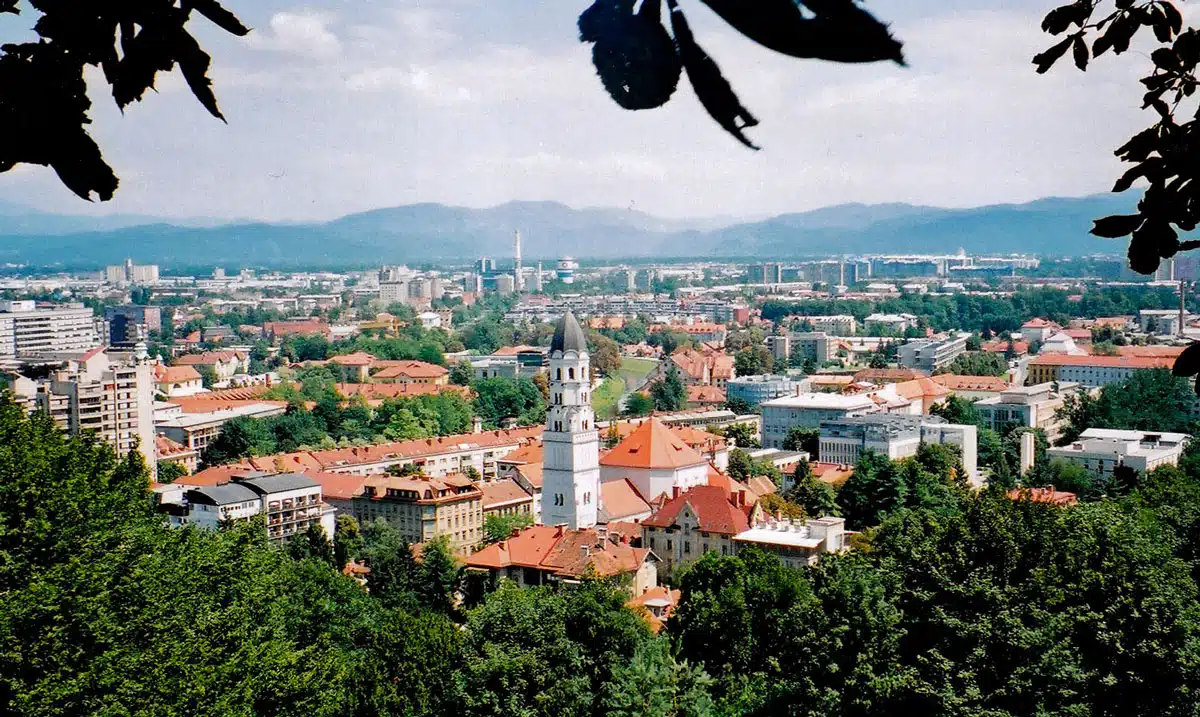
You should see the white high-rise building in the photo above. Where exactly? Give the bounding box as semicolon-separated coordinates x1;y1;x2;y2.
541;312;600;530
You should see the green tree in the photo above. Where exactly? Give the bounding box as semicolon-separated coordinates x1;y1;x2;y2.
473;377;547;429
483;512;535;544
200;416;276;466
836;451;906;529
449;361;474;386
589;333;622;376
722;422;760;449
195;363;218;389
724;395;752;415
930;395;984;428
418;536;461;617
941;352;1007;377
286;523;335;566
786;460;839;517
601;638;715;717
333;514;364;567
623;392;655;417
156;461;188;483
362;520;421;611
650;365;687;412
782;426;820;456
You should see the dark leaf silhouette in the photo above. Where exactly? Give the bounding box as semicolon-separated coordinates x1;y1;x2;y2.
0;1;247;201
1072;35;1090;70
1034;36;1073;73
1172;342;1200;377
1091;214;1144;238
668;0;759;149
579;0;682;110
699;0;904;65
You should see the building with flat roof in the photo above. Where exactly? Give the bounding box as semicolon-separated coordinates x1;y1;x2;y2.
974;382;1080;443
761;393;879;449
1048;428;1189;475
898;334;969;374
819;414;978;485
727;374;801;407
168;471;334;544
732;517;847;568
785;331;834;364
804;315;857;335
155;402;288;454
0;301;97;357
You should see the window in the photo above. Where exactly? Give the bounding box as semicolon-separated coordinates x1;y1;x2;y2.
684;542;691;554
568;367;575;379
666;539;673;550
556;368;562;380
554;493;564;506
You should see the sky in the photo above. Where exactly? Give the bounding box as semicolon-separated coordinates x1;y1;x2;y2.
0;0;1181;221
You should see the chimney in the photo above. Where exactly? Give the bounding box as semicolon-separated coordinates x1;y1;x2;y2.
672;486;681;499
472;415;483;434
581;545;591;558
510;526;522;538
555;524;566;538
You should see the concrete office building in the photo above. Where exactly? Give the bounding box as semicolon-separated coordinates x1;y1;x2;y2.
761;393;879;449
1048;428;1189;475
975;382;1079;444
727;374;802;407
105;258;160;284
786;332;833;364
898;334;969;374
805;315;857;335
818;414;978;485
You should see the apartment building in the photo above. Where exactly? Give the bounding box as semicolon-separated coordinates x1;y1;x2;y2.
864;313;918;334
104;259;160;284
785;331;834;364
0;300;97;357
898;334;969;373
761;393;879;448
1026;354;1174;388
726;374;802;407
805;315;857;335
975;382;1079;443
105;305;163;349
171;472;335;544
351;473;484;552
1048;428;1190;475
155;402;288;454
15;348;156;473
371;360;449;385
175;351;249;382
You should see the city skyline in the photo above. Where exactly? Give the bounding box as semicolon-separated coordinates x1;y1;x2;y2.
0;0;1184;222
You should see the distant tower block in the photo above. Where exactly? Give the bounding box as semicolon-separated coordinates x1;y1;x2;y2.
536;262;544;293
513;230;524;291
626;269;637;292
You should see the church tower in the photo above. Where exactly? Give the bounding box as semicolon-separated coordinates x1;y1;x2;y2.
541;312;600;529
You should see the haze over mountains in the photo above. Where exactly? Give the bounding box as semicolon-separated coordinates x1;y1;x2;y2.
0;194;1139;269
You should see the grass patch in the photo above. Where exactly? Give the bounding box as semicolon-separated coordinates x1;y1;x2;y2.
592;377;626;420
616;357;659;390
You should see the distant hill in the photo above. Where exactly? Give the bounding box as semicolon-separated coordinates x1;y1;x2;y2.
0;194;1142;268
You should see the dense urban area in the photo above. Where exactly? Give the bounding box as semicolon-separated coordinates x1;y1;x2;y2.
5;246;1200;715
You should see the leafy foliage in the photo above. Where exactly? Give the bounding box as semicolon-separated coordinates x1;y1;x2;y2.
579;0;902;148
0;0;248;201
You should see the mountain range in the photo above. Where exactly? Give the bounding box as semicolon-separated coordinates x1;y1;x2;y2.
0;194;1141;269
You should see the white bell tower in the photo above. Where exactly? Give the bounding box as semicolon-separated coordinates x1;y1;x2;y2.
541;312;600;529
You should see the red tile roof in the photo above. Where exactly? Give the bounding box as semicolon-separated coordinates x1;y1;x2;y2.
980;339;1029;355
175;351;246;366
642;485;751;535
931;374;1012;392
853;368;928;383
334;383;468;399
329;352;376;366
154;365;202;383
154;434;195;459
1006;486;1078;506
600;478;652;521
601;419;709;470
306;471;370;501
687;385;727;405
479;478;533;511
1028;354;1175;369
371;360;449;379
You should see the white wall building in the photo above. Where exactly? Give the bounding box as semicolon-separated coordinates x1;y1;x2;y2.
898;333;969;373
0;300;97;357
819;414;979;486
1048;428;1190;475
761;393;879;449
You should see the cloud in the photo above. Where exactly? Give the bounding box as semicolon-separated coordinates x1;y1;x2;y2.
243;11;341;60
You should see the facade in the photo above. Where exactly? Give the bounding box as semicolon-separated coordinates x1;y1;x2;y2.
931;374;1012;401
765;334;791;363
479;478;535;521
1140;309;1186;335
105;259;160;284
726;374;801;407
787;332;833;364
351;473;483;551
153;364;205;397
1026;354;1175;388
170;472;335;544
0;300;97;357
105;305;163;349
668;346;735;388
805;315;857;335
898;334;969;373
15;348;157;474
747;263;783;284
864;313;918;334
1048;428;1190;475
974;382;1079;444
541;312;602;530
732;517;847;568
641;485;756;573
761;393;879;449
175;351;249;382
371;360;449;385
818;414;978;485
